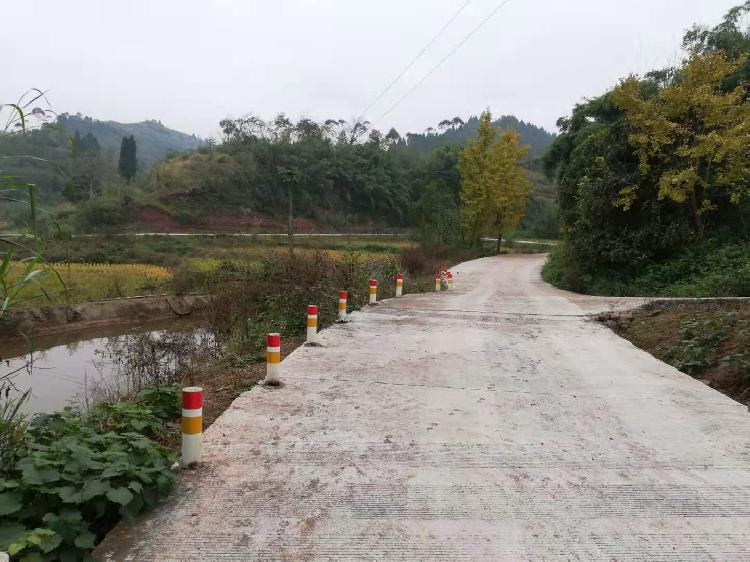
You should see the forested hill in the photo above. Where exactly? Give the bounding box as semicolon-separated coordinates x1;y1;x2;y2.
404;114;555;157
57;114;203;170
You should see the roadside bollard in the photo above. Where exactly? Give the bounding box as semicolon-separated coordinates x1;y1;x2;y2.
435;273;441;292
448;271;453;289
265;333;281;385
338;291;347;321
181;387;203;466
306;304;318;343
395;273;404;297
369;279;378;304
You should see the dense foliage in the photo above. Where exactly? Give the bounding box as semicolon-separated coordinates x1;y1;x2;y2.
543;3;750;295
0;386;179;561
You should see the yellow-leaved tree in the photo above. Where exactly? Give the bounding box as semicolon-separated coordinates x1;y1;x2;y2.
458;110;530;252
611;51;750;236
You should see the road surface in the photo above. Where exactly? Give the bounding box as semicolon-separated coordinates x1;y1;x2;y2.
96;254;750;561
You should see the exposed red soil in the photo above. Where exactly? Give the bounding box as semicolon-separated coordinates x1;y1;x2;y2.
132;206;403;234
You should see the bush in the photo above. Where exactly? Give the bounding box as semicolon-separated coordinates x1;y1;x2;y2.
543;237;750;297
74;198;130;231
0;386;180;560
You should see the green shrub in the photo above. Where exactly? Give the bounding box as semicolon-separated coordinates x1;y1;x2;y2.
664;316;730;375
74;198;130;231
0;386;180;560
543;237;750;297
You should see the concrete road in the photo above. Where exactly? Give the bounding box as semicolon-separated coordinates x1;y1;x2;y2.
96;254;750;561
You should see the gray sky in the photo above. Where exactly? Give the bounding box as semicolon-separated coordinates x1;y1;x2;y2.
2;0;740;139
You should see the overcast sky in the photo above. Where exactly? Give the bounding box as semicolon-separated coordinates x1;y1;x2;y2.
3;0;741;139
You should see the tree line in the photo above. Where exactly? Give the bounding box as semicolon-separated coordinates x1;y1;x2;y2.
543;2;750;289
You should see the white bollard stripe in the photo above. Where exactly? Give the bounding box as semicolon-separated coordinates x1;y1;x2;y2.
266;346;281;352
182;408;203;418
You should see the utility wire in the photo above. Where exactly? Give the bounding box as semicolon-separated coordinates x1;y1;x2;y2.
359;0;473;121
376;0;513;123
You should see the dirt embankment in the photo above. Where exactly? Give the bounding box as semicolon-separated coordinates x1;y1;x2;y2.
0;294;210;341
601;300;750;407
132;206;403;234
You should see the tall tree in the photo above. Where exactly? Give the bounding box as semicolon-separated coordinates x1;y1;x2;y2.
611;51;750;236
118;135;137;182
458;110;531;252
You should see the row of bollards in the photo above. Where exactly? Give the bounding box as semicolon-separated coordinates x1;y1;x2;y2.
180;269;454;466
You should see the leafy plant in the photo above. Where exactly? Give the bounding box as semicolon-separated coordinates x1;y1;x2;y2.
0;388;179;560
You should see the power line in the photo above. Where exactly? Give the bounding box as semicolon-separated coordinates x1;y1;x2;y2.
358;0;473;121
376;0;514;123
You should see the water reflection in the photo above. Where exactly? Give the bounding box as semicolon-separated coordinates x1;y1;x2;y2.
0;318;218;415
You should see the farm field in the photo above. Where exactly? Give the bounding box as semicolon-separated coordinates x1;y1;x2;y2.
4;234;417;307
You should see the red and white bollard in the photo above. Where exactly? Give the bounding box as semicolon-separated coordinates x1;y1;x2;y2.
265;333;281;385
447;271;453;289
395;273;404;297
435;273;441;292
306;304;318;343
338;291;347;321
181;387;203;466
369;279;378;304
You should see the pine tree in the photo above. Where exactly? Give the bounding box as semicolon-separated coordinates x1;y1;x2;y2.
118;135;137;182
458;110;531;251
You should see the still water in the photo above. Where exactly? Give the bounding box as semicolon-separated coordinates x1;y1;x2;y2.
0;318;216;415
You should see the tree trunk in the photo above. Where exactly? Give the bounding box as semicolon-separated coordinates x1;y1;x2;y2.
496;231;503;254
287;184;295;256
689;189;704;239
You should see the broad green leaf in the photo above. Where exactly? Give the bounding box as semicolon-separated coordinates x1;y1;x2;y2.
20;464;60;486
30;529;61;554
74;530;96;549
55;486;83;504
81;479;109;501
0;490;23;515
0;521;26;550
106;486;133;506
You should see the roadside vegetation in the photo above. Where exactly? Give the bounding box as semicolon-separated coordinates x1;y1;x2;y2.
611;301;750;407
543;3;750;297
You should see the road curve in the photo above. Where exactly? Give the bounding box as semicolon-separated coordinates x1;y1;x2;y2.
96;254;750;561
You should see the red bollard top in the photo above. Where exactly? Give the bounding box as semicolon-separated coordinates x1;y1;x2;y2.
307;304;318;315
182;387;203;409
447;272;453;278
369;279;378;287
435;273;441;279
266;333;281;347
396;273;404;280
338;290;348;299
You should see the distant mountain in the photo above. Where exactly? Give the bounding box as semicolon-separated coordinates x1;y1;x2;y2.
404;114;555;158
57;113;204;170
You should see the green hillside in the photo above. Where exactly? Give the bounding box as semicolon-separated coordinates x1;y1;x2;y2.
57;114;204;170
404;114;555;158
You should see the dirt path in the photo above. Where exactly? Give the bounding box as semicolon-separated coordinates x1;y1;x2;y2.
96;254;750;560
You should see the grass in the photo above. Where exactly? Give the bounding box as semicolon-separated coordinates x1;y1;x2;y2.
611;301;750;406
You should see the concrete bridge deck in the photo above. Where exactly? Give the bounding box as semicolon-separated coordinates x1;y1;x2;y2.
96;254;750;561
